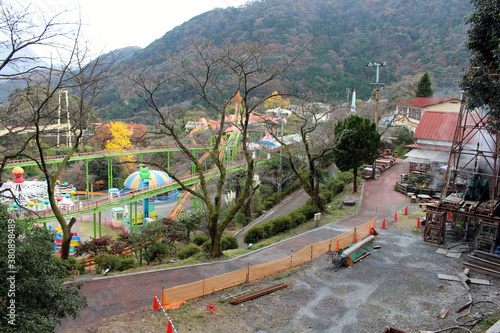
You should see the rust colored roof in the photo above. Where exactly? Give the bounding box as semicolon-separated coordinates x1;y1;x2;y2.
396;97;458;108
414;111;458;141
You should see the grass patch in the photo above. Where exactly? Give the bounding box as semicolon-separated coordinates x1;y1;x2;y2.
74;220;122;240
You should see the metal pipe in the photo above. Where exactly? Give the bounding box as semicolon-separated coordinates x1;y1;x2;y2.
342;235;375;257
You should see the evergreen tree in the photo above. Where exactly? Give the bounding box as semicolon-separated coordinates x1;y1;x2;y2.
0;205;87;331
333;115;381;192
460;0;500;133
416;71;433;97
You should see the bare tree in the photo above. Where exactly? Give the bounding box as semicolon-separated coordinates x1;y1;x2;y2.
133;39;304;258
0;1;72;179
0;4;117;259
0;1;69;79
266;102;338;210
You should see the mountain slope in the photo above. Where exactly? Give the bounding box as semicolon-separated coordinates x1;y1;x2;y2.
98;0;472;122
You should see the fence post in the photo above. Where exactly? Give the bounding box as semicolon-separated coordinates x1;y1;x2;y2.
310;245;313;261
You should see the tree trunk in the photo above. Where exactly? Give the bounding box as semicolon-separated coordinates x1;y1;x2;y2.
60;218;77;260
209;230;223;258
352;168;358;193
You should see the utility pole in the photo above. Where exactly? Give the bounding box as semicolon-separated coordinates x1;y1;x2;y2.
366;62;386;125
366;62;386;180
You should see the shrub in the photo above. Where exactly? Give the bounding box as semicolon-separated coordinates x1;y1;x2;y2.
244;225;267;244
116;256;138;271
176;244;201;260
221;235;238;250
319;189;334;203
193;234;209;246
262;221;273;238
331;180;345;195
298;204;321;219
234;212;248;226
337;171;353;184
144;243;169;264
202;240;211;253
93;253;120;271
271;216;292;235
289;211;306;227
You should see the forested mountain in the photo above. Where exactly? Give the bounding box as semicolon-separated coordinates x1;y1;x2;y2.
96;0;472;122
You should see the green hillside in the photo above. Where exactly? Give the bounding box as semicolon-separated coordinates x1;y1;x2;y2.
96;0;472;122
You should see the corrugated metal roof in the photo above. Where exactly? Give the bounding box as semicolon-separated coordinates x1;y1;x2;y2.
414;111;458;141
395;97;458;108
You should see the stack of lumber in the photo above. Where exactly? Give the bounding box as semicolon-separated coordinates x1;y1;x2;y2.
462;250;500;278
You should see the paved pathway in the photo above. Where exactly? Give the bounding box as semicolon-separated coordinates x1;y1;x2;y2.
59;159;408;331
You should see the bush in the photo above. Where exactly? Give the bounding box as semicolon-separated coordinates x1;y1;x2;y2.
337;171;353;184
176;244;201;260
93;253;120;271
193;234;209;246
221;235;238;250
234;212;248;226
298;203;321;219
330;180;345;195
116;256;138;271
262;221;273;238
264;198;275;209
289;211;306;227
319;189;334;203
144;243;169;264
271;216;292;235
202;240;211;253
244;225;267;244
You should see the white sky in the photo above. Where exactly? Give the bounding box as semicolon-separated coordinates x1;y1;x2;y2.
27;0;250;55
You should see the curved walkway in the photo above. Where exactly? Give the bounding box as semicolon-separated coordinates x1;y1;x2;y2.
58;159;408;331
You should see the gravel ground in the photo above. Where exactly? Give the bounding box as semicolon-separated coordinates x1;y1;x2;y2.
70;222;500;333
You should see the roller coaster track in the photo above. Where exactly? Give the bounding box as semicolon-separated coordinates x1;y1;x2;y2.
2;143;218;169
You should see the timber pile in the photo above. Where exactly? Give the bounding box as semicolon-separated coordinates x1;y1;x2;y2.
229;283;288;305
462;250;500;278
364;155;397;179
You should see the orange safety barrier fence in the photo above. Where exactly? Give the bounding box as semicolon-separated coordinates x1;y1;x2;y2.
161;217;376;306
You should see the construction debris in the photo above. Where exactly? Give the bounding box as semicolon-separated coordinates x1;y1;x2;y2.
229;283;287;305
462;250;500;278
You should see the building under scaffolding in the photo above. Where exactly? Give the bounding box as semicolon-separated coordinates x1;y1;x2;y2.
423;97;500;254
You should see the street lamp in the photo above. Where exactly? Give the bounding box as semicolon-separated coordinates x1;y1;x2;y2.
366;62;386;125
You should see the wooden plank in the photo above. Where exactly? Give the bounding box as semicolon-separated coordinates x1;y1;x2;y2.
474;250;500;264
229;283;287;305
468;255;500;269
453;268;470;291
462;262;500;278
437;274;491;285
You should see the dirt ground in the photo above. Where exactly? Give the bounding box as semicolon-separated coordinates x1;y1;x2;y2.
68;217;500;333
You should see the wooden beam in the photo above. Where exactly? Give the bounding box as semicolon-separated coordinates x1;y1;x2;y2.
229;283;287;305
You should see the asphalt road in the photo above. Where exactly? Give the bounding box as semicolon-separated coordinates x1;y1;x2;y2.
58;159;409;331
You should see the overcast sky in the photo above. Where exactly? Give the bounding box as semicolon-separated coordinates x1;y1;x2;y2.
27;0;250;55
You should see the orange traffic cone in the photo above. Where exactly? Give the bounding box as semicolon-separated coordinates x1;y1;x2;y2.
353;228;357;243
417;217;421;228
381;218;386;229
370;226;378;235
394;212;398;222
335;238;340;251
167;317;174;333
152;293;160;311
404;206;408;215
